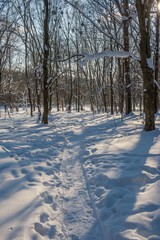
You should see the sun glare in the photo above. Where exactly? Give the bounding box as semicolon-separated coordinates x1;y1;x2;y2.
158;2;160;12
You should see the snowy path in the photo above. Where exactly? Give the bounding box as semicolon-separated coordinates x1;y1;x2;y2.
0;109;160;240
43;115;103;240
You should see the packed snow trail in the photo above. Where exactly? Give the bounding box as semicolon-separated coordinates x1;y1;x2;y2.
0;109;160;240
41;115;104;240
48;113;104;240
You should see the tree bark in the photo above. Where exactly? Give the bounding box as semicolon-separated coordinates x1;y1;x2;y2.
123;0;132;115
136;0;155;131
154;0;160;113
42;0;49;124
118;59;124;114
24;2;33;117
0;71;1;102
110;61;114;115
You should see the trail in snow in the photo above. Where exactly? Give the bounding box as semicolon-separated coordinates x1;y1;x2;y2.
36;115;103;240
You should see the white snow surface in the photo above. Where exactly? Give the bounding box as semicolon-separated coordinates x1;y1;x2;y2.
0;109;160;240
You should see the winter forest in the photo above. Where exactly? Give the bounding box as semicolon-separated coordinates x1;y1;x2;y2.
0;0;160;239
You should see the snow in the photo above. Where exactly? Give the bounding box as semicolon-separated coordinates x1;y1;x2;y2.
147;58;154;70
145;18;148;28
45;45;48;51
79;51;140;67
0;108;160;240
126;82;132;88
154;79;160;90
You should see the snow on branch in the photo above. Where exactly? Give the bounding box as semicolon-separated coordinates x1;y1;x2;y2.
154;80;160;90
98;84;110;94
34;64;43;72
47;70;69;89
147;58;154;70
78;51;140;66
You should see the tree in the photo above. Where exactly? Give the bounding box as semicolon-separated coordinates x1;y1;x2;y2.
154;0;160;113
23;0;33;117
123;0;132;115
136;0;155;131
42;0;49;124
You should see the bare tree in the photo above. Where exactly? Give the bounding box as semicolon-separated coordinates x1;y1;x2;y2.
42;0;49;124
136;0;155;131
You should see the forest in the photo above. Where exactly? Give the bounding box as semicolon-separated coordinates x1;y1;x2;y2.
0;0;160;130
0;1;160;240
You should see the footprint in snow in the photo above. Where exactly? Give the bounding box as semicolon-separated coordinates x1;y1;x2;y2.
10;153;16;158
46;169;55;176
56;181;61;187
18;160;30;167
46;161;52;166
14;155;19;161
32;235;38;240
91;148;97;153
95;187;105;198
11;169;19;178
40;213;49;223
54;163;61;169
34;222;56;238
43;181;55;187
51;201;58;211
21;168;29;174
34;222;45;236
40;191;53;204
25;173;37;183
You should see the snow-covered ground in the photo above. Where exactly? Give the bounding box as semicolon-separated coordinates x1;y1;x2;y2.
0;108;160;240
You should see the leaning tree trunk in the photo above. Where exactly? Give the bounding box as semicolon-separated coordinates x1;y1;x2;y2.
136;0;155;131
42;0;49;124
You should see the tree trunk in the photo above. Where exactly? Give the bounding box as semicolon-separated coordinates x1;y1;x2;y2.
110;40;114;115
102;42;107;112
42;0;49;124
154;0;160;113
0;54;2;100
24;4;33;117
55;31;60;112
118;59;124;115
110;67;114;115
68;47;72;112
136;0;155;131
123;0;132;115
35;69;41;121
